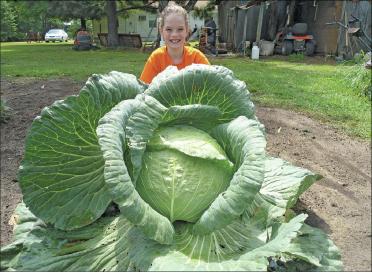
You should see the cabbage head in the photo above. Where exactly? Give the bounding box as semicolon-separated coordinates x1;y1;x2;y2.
0;65;342;271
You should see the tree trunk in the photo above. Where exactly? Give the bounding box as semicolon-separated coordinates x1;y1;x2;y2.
267;1;278;41
42;16;47;35
106;0;119;48
80;18;87;29
184;0;198;12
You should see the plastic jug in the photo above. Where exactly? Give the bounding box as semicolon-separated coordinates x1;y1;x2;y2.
251;44;260;60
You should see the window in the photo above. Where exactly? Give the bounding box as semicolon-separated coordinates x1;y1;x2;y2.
148;20;156;28
139;15;146;21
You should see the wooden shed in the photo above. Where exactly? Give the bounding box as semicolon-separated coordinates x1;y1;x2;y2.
218;0;371;56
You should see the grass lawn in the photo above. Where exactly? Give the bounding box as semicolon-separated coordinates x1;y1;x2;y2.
0;42;148;79
1;42;370;139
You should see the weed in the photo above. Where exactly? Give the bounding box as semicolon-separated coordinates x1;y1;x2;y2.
340;51;372;100
288;52;305;62
0;98;12;123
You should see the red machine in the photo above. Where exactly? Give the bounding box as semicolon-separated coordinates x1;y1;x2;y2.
275;23;316;56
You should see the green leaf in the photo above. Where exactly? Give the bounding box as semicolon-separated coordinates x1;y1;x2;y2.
192;116;266;234
147;125;232;163
0;203;42;271
245;157;321;225
124;94;168;182
281;224;343;271
136;149;233;223
18;72;144;230
96;96;174;245
142;214;307;271
173;219;265;262
1;203;137;271
146;64;256;122
137;125;233;222
160;104;223;132
2;205;313;272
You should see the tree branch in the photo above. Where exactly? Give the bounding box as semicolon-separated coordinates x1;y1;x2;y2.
183;0;198;12
116;0;158;14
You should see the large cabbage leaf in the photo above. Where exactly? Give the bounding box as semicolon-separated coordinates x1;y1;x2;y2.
244;157;322;225
1;203;136;271
18;72;144;230
192;116;266;234
97;95;175;245
146;64;256;122
2;203;340;272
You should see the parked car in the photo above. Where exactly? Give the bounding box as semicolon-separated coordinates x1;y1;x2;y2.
45;29;68;42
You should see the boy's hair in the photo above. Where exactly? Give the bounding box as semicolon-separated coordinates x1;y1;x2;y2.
159;3;189;29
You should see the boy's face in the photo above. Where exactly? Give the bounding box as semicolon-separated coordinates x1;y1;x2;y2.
161;13;188;50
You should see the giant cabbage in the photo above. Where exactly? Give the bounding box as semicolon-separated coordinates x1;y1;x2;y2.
0;65;342;271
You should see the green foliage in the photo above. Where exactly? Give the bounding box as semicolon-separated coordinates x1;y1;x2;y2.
116;0;158;15
340;51;372;100
0;1;65;41
0;1;17;42
0;98;12;123
46;0;106;21
192;0;216;19
13;1;50;33
67;19;94;39
288;52;305;62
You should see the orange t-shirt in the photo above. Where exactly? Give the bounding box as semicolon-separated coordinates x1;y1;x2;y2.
140;46;210;84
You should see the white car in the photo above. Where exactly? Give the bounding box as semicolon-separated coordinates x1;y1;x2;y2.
45;29;68;42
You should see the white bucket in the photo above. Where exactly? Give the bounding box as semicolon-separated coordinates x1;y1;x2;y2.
259;40;275;56
251;45;260;60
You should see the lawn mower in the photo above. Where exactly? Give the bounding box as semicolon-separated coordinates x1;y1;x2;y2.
275;23;316;56
72;30;100;51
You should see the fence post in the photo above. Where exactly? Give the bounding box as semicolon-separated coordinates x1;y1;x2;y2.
256;2;265;42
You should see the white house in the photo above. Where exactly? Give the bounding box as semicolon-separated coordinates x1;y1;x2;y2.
92;2;218;43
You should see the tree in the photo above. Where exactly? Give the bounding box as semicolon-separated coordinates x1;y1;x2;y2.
46;0;106;29
192;0;216;20
1;1;62;41
106;0;119;48
22;1;62;34
0;1;17;41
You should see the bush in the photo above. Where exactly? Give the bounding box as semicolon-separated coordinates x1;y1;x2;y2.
341;51;372;100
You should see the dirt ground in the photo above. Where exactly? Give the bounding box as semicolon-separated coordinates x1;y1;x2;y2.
0;77;371;271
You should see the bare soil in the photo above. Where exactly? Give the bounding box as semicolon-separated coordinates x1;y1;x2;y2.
1;77;371;271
